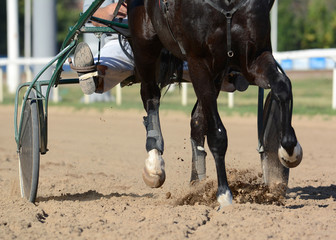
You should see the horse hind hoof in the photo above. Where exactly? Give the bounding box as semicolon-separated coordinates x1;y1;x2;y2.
278;142;303;168
142;167;166;188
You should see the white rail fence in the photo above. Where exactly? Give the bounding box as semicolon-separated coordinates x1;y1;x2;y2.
274;49;336;109
1;49;336;109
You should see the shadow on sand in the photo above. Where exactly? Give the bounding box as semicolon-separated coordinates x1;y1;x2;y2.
285;184;336;209
287;184;336;201
36;190;154;203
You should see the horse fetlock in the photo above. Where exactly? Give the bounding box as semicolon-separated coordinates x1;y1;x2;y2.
143;149;166;188
278;142;303;168
143;113;164;153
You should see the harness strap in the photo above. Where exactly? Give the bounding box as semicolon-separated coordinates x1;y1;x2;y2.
159;0;186;55
204;0;249;57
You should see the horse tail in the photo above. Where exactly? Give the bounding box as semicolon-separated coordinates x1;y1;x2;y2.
158;49;184;90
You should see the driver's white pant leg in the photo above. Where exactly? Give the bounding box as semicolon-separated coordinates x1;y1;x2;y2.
94;39;134;92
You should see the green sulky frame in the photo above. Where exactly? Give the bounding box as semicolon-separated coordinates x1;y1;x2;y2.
13;0;128;202
14;0;127;154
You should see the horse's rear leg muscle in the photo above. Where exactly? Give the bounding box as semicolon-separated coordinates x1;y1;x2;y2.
250;52;302;168
190;101;207;182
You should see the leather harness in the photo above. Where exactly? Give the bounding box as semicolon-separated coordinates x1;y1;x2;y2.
204;0;249;57
160;0;249;58
160;0;186;55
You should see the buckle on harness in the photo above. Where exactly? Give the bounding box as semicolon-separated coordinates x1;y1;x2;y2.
227;50;234;57
160;0;169;14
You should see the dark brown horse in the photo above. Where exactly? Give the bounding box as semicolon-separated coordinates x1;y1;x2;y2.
127;0;302;208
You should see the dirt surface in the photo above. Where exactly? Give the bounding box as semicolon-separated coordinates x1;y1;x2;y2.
1;105;335;239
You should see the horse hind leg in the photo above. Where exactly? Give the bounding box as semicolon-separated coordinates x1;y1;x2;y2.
142;99;166;188
190;101;207;183
188;59;233;208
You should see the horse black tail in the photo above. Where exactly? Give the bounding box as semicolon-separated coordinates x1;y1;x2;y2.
158;49;184;90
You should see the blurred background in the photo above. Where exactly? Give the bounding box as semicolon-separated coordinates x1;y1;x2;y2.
0;0;336;115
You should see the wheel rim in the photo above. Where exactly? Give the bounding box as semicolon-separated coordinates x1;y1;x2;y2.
18;92;40;202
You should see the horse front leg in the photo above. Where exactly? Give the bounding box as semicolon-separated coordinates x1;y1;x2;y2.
127;5;165;188
251;52;303;169
188;59;233;208
141;80;166;188
190;101;207;182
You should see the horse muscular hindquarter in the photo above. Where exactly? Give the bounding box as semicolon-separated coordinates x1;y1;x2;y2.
127;0;302;208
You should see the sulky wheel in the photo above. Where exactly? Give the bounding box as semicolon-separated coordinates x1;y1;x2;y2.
260;91;289;195
118;34;134;61
18;91;40;203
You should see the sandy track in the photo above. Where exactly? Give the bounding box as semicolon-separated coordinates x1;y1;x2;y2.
0;105;335;239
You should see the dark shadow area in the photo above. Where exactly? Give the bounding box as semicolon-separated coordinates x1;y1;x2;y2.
285;204;305;210
36;190;154;202
287;185;336;201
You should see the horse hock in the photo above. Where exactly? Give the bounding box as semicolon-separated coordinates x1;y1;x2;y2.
142;99;166;188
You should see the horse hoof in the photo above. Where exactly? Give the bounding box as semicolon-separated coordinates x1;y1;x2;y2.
217;190;233;209
142;167;166;188
278;142;303;168
142;149;166;188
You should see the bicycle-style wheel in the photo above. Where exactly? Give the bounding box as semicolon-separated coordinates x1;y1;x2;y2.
18;91;40;203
